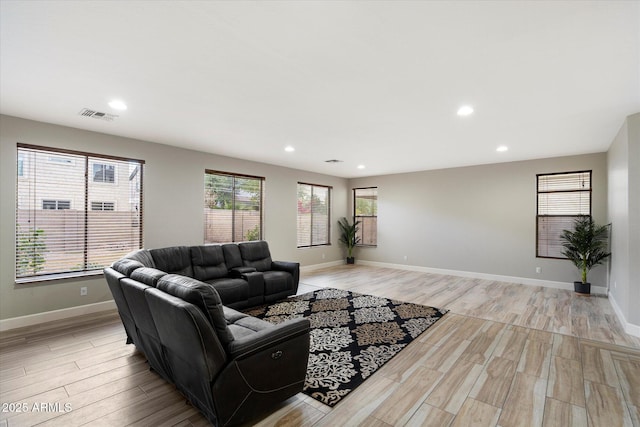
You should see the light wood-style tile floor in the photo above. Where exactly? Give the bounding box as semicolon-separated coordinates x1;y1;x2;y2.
1;265;638;426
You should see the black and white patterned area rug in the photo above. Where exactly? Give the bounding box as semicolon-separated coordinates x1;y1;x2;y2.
243;288;448;407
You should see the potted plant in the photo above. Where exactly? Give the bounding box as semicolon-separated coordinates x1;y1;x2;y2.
338;217;361;264
560;216;611;295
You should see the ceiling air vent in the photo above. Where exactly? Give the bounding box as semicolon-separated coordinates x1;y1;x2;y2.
78;108;118;122
324;159;343;163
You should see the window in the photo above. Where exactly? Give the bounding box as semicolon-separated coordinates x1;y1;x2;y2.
16;144;144;280
297;183;331;247
204;170;264;243
91;201;115;211
354;187;378;246
42;200;71;210
92;162;116;183
536;170;591;258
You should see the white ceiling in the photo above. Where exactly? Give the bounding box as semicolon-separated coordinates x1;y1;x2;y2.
1;1;638;178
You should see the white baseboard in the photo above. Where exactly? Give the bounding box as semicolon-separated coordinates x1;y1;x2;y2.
300;260;345;272
0;300;117;332
355;260;608;294
608;293;640;338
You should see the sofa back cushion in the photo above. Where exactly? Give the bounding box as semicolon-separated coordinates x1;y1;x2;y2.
222;244;243;269
111;258;145;276
157;274;234;345
238;241;272;272
131;267;167;287
150;246;193;277
190;245;228;281
123;249;155;268
145;287;227;384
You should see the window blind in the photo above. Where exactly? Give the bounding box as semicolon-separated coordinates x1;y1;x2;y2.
204;170;264;243
16;144;144;280
297;182;331;247
536;171;591;258
354;187;378;246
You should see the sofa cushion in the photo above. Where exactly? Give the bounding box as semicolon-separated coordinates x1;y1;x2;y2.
206;278;249;305
123;249;155;268
222;306;273;340
222;244;243;269
191;245;228;281
111;258;145;276
238;241;272;272
150;246;193;277
130;267;167;287
156;274;234;345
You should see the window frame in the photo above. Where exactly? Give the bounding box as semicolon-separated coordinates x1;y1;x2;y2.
353;187;378;247
203;169;265;243
536;170;592;259
297;182;332;248
16;143;144;282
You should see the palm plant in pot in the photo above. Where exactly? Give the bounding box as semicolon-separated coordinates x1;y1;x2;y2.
560;216;611;295
338;217;361;264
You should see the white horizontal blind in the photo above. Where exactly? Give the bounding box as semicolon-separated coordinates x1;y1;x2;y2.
536;171;591;258
204;171;264;243
16;144;144;279
297;183;331;247
354;187;378;246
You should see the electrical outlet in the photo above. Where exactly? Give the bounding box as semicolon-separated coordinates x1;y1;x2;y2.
80;287;87;296
403;255;408;261
536;267;541;274
322;253;326;260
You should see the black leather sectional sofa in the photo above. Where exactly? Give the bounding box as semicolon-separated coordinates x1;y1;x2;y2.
103;240;311;426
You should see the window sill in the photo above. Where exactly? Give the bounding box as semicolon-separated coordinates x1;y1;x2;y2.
15;270;104;285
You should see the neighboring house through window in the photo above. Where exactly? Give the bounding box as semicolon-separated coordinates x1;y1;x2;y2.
204;170;264;243
297;182;331;247
42;200;71;210
16;144;144;280
91;201;115;211
536;170;591;258
354;187;378;246
93;162;116;183
17;153;24;177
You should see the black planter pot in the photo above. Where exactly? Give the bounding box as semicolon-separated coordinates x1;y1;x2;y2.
574;281;591;295
346;257;355;265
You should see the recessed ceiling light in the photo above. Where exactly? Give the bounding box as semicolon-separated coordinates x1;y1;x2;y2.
108;100;127;110
357;165;366;169
284;145;295;152
457;105;474;116
496;145;509;152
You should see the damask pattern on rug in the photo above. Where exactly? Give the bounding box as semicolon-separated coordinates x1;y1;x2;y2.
244;288;448;407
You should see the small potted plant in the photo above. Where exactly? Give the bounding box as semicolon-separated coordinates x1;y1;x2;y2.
338;217;361;264
560;216;611;294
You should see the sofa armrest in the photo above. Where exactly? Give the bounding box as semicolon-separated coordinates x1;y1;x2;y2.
226;317;310;360
242;271;264;301
229;266;257;277
212;316;310;426
271;260;298;274
271;260;300;292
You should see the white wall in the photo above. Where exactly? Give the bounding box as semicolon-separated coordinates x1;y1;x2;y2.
2;113;635;335
348;153;609;286
608;112;640;332
0;115;348;320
